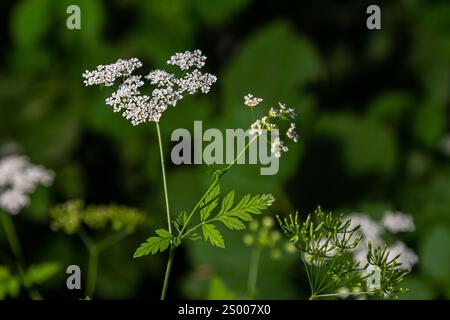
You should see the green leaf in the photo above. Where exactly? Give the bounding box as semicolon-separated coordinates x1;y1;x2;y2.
133;229;172;258
23;262;61;286
0;266;20;299
200;185;221;221
226;194;275;220
202;224;225;248
217;191;235;217
217;216;246;230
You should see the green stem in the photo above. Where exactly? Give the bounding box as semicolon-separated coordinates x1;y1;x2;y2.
0;212;42;300
85;246;98;298
156;122;172;234
160;245;175;300
179;135;259;237
156;122;175;300
246;247;262;299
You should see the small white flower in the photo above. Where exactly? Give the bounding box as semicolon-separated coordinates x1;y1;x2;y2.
82;58;142;87
249;120;263;136
179;70;217;94
286;123;299;142
0;155;54;215
271;137;288;158
167;49;206;70
145;69;178;87
382;211;415;233
277;102;296;120
244;94;263;107
268;107;279;117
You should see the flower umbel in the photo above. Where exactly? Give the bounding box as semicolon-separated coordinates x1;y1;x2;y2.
83;50;217;125
0;155;54;215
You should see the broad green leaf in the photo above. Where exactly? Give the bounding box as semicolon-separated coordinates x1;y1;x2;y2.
202;224;225;248
11;0;52;48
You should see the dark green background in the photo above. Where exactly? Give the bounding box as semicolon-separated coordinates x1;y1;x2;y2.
0;0;449;299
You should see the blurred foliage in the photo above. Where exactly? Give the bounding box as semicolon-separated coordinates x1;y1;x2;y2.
0;0;449;299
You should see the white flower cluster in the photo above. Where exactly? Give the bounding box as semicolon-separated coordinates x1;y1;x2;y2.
244;94;263;107
167;49;206;70
247;99;298;158
83;50;217;125
345;211;417;271
82;58;143;87
0;155;54;215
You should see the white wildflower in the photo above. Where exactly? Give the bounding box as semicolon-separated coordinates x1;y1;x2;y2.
0;155;54;215
249;120;263;136
83;50;216;125
244;94;263;107
286;123;299;142
388;241;418;270
268;107;279;117
82;58;142;87
145;69;178;87
382;211;415;233
277;102;296;120
271;137;288;158
179;70;217;94
167;49;206;70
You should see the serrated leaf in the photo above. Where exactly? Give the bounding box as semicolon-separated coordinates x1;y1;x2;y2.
134;229;173;258
202;224;225;248
226;194;275;220
200;185;221;221
217;191;235;217
23;262;61;286
155;228;172;238
217;216;246;230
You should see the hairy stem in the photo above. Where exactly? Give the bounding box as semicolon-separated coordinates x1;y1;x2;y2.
247;247;262;299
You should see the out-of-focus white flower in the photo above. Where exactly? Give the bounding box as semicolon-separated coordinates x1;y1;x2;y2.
82;58;142;86
84;50;216;125
271;137;288;158
440;133;450;156
0;155;54;215
388;241;418;270
382;211;415;233
346;213;383;245
286;123;298;142
167;49;206;70
244;94;263;107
